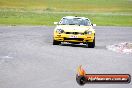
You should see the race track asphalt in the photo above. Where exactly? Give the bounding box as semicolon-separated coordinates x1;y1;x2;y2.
0;26;132;88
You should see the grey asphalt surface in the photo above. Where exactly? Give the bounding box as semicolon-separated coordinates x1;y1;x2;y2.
0;26;132;88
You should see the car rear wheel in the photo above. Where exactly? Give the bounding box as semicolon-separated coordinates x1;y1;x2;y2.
53;40;61;45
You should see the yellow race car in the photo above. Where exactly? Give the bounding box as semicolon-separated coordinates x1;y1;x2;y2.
53;16;96;48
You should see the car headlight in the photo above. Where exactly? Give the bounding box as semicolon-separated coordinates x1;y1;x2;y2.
56;29;64;34
84;30;92;35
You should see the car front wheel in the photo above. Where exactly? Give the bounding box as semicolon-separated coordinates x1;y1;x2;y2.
53;40;61;45
86;38;95;48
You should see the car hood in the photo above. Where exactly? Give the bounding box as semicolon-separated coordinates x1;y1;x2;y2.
55;25;93;32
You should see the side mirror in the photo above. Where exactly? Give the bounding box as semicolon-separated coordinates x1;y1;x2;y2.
91;24;96;26
54;22;58;25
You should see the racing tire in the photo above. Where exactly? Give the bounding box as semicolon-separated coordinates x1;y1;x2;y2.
53;40;61;45
86;38;95;48
88;38;95;48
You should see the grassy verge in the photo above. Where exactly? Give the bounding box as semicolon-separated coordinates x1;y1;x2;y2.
0;9;131;26
0;0;132;26
0;0;132;12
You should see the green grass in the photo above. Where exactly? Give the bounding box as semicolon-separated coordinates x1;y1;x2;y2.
0;0;132;26
0;0;132;12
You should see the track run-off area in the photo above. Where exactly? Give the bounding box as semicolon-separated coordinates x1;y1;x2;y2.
0;26;132;88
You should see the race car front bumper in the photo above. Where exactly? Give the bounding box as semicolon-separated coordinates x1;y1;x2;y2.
54;34;94;43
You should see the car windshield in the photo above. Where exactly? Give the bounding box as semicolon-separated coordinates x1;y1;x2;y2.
59;18;91;26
